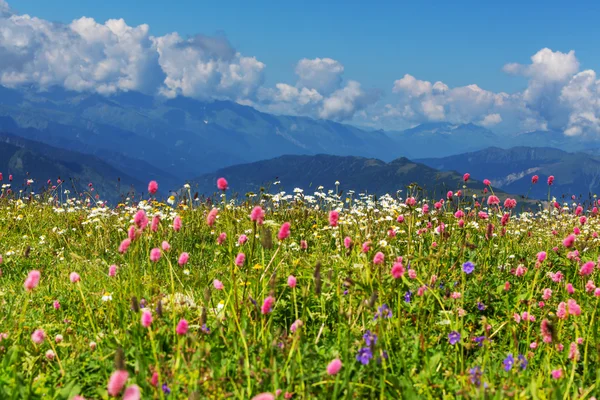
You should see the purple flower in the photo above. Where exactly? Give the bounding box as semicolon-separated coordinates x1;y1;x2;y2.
374;304;393;320
473;336;487;347
162;383;171;394
363;330;378;347
518;354;527;370
503;353;514;372
448;331;461;345
356;347;373;365
462;261;475;274
469;366;482;386
404;291;412;303
477;302;486;311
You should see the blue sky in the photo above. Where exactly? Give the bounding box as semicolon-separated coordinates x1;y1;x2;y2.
9;0;599;93
3;0;600;134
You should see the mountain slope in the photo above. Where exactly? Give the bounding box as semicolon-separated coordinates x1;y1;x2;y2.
0;132;145;202
386;122;500;159
418;146;600;199
193;154;497;198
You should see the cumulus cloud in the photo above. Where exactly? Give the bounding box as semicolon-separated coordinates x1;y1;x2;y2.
295;57;344;96
0;1;264;102
154;33;265;101
384;48;600;136
256;58;379;121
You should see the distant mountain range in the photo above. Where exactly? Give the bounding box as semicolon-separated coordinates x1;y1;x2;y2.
0;132;143;202
418;146;600;200
193;153;499;199
1;85;600;201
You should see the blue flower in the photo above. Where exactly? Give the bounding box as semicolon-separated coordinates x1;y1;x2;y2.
448;331;461;345
462;261;475;274
473;336;487;347
518;354;528;370
363;330;378;347
469;366;482;387
374;304;393;320
356;347;373;365
162;383;171;394
503;353;514;372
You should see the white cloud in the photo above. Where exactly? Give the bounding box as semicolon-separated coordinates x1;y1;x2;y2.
295;57;343;95
153;32;265;101
480;113;502;127
384;48;600;136
0;0;10;16
256;58;379;121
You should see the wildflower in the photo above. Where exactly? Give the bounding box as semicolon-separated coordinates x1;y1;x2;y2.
108;265;117;277
148;180;158;195
568;342;580;361
31;329;45;344
176;319;189;335
290;319;303;332
216;177;228;191
344;236;352;249
541;319;553;343
250;206;265;225
518;354;528;370
586;280;596;293
24;270;41;291
551;369;562;379
118;238;131;254
278;222;291;240
326;359;343;375
462;261;475;274
397;215;405;223
542;288;552;300
361;241;370;253
391;262;405;279
238;234;248;245
363;330;378;346
174;252;189;267
69;272;80;283
504;198;517;209
487;195;500;206
373;252;384;265
123;385;141;400
374;304;392;320
483;179;491;186
300;239;308;249
235;253;245;267
207;208;218;227
45;350;55;360
557;302;567;319
134;210;148;230
261;296;275;314
567;298;581;316
448;331;461;345
532;175;539;184
537;251;546;262
150;248;161;262
213;279;224;290
408;269;417;279
530;342;538;349
329;210;339;227
356;347;373;365
287;275;297;288
469;366;482;386
477;302;485;311
162;383;171;394
581;261;594;276
252;394;275;400
503;353;514;371
566;283;574;294
151;216;160;232
404;290;412;303
463;173;470;182
141;310;153;328
173;216;182;232
162;241;171;251
547;175;555;186
217;232;227;245
55;334;63;343
107;370;129;396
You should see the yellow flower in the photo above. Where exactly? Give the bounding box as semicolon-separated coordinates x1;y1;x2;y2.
253;263;263;270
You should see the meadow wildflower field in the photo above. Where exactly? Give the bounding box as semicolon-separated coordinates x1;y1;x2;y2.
1;175;600;399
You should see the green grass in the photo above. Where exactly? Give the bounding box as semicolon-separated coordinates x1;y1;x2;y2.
0;185;599;399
